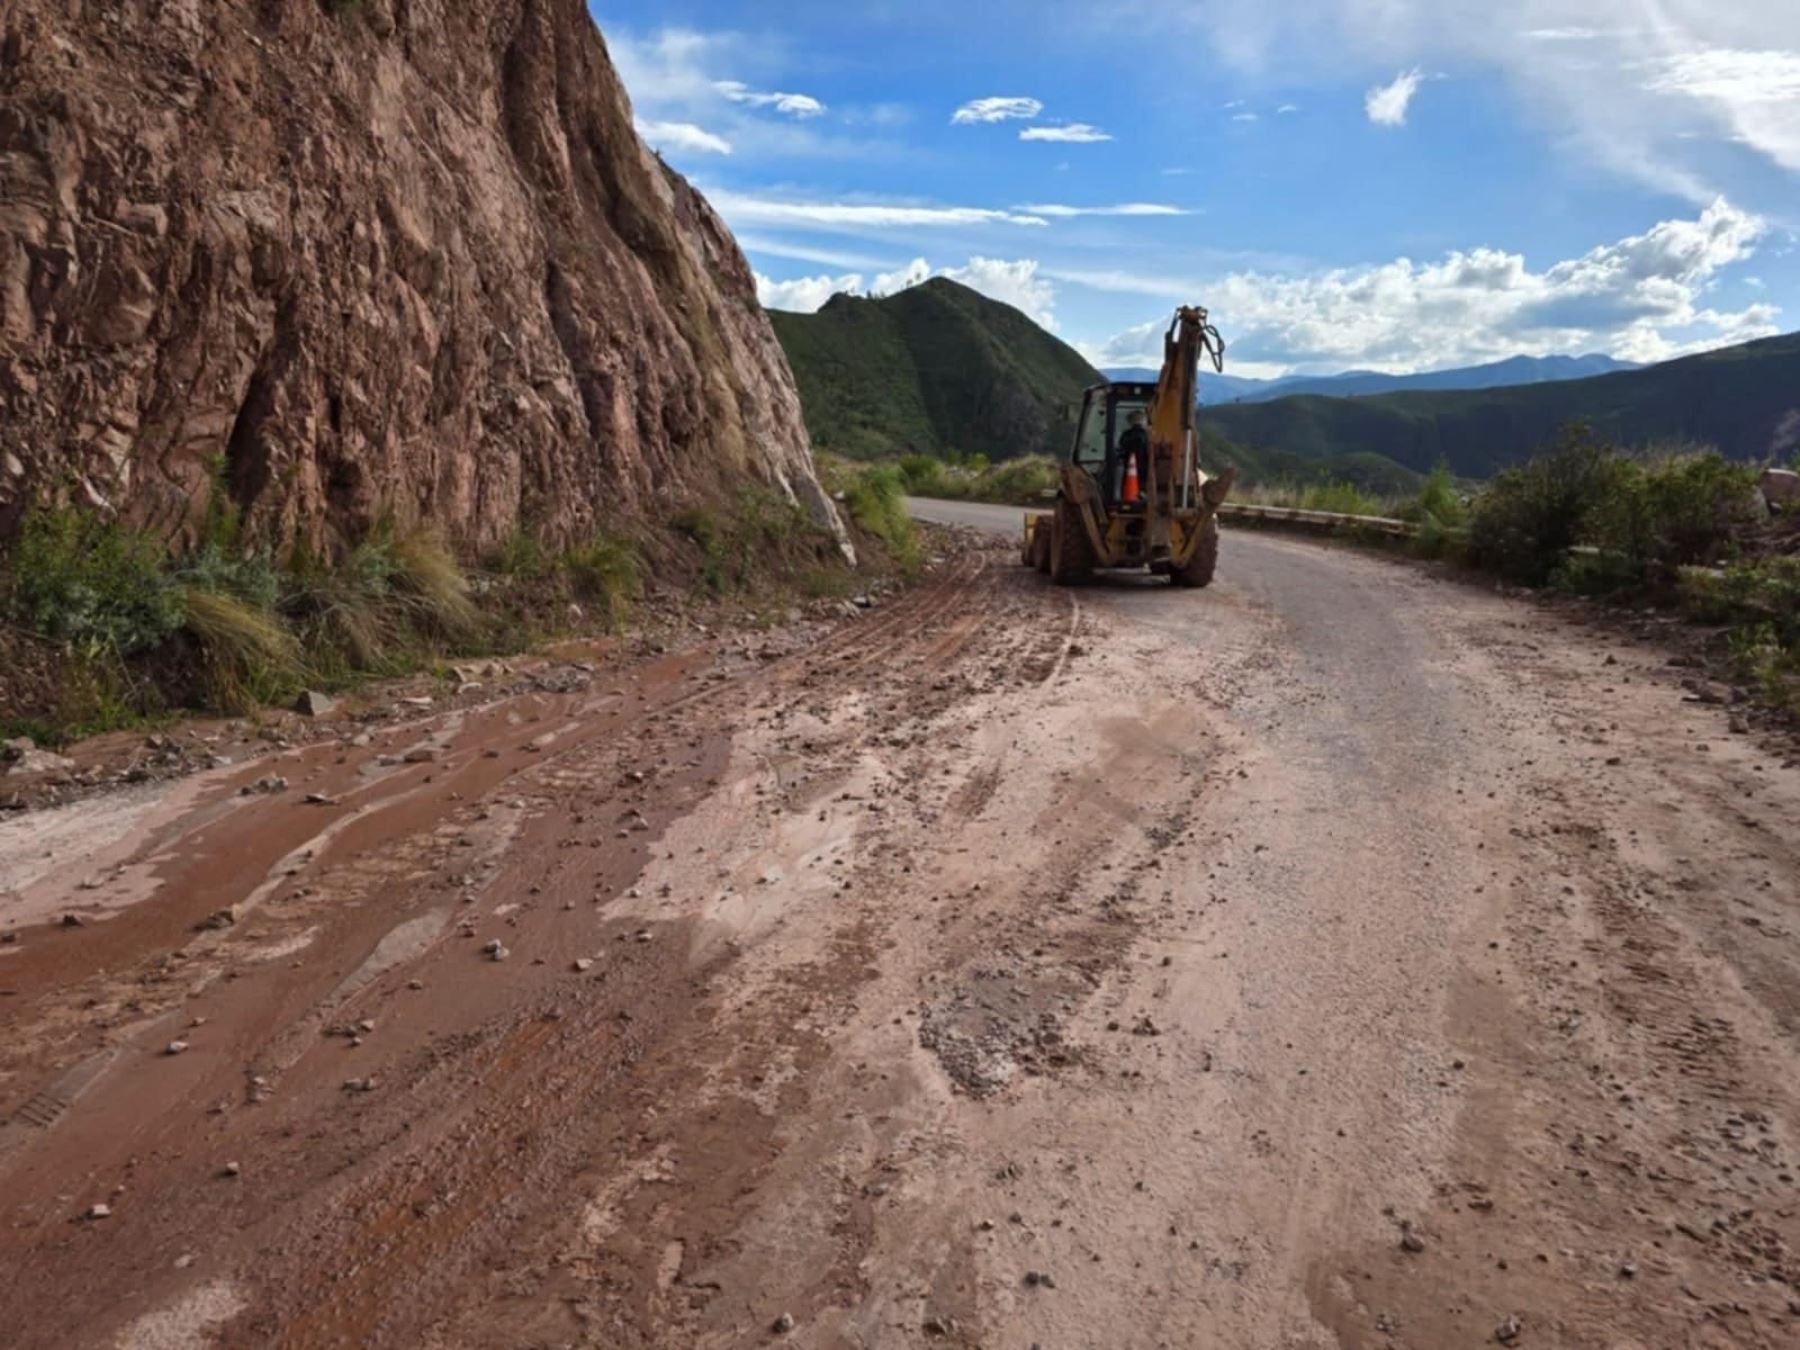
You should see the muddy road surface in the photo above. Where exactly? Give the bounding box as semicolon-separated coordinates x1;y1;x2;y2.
3;507;1798;1349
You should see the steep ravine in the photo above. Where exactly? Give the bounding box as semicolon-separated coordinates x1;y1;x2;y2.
0;0;848;556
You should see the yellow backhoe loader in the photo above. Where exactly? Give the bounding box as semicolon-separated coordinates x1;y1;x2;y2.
1023;305;1236;586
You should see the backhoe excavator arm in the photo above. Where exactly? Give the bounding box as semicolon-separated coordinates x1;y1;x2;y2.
1147;305;1230;511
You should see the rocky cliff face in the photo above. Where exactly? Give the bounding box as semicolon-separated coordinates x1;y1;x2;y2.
0;0;848;557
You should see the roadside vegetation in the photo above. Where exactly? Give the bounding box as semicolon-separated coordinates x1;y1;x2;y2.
0;482;860;744
1460;427;1796;710
849;426;1798;714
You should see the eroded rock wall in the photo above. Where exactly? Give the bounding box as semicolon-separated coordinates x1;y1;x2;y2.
0;0;847;557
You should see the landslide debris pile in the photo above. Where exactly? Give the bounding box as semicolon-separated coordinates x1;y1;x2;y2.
0;0;845;556
770;278;1101;461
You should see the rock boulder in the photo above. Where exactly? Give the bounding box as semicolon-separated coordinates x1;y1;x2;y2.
0;0;848;560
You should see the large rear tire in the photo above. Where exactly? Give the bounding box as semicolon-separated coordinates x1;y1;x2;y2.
1172;516;1220;588
1049;501;1093;586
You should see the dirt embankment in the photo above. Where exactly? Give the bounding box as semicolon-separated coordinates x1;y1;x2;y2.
1;526;1798;1348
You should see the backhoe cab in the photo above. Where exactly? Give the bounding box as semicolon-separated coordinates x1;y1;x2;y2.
1023;305;1236;587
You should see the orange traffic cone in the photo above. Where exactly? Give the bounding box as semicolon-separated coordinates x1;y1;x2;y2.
1122;451;1141;504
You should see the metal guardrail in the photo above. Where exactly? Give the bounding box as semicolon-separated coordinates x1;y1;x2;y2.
1218;502;1418;539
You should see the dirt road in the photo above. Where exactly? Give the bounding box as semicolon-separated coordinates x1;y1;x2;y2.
3;508;1797;1349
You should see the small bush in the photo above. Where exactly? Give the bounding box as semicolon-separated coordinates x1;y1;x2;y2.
1299;480;1384;516
1582;449;1760;581
896;453;948;496
1466;425;1632;585
843;465;920;568
493;525;549;581
1680;558;1800;711
890;452;1057;506
673;507;729;593
563;533;639;632
1236;479;1390;516
3;509;186;659
1401;464;1469;561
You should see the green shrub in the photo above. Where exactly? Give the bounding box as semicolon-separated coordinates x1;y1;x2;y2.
897;454;949;496
177;541;281;611
1299;480;1384;516
1678;556;1800;641
976;457;1059;504
843;465;920;568
1466;425;1633;585
1403;463;1470;560
2;509;186;659
1581;449;1760;580
563;533;639;631
493;524;549;581
673;506;729;593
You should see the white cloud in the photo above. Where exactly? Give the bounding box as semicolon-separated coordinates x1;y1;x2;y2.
611;28;727;107
952;96;1045;124
873;258;933;294
714;80;826;118
1017;202;1192;217
1046;265;1202;299
1083;199;1777;371
739;237;894;270
609;26;901;163
941;257;1058;328
1277;103;1300;113
706;190;1050;230
1365;68;1425;126
636;120;732;155
1147;1;1800;198
1231;112;1260;122
753;256;1058;329
1020;123;1114;143
756;272;862;311
1645;47;1800;171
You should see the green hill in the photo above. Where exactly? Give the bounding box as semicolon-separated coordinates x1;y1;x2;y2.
1203;332;1800;476
768;278;1102;461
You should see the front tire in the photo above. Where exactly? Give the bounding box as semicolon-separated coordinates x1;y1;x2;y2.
1172;516;1220;588
1049;501;1093;586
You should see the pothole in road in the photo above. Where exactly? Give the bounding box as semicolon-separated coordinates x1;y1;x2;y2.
918;964;1088;1096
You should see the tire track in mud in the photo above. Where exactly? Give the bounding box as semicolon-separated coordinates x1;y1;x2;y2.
0;548;1044;1349
411;550;1118;1347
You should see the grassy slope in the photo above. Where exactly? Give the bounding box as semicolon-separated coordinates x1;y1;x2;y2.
769;278;1102;461
1204;332;1800;476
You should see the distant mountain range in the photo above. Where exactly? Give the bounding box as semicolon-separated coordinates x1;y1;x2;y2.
1201;333;1800;478
770;279;1800;484
769;278;1100;460
1105;353;1641;404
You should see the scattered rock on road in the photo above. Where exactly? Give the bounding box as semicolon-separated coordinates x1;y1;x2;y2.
293;690;338;718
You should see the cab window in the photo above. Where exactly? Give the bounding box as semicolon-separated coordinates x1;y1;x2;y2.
1073;399;1108;471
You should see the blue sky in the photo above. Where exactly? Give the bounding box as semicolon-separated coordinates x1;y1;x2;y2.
595;1;1799;376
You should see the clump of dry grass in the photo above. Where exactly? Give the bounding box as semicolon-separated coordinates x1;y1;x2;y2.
182;586;305;712
390;527;481;640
